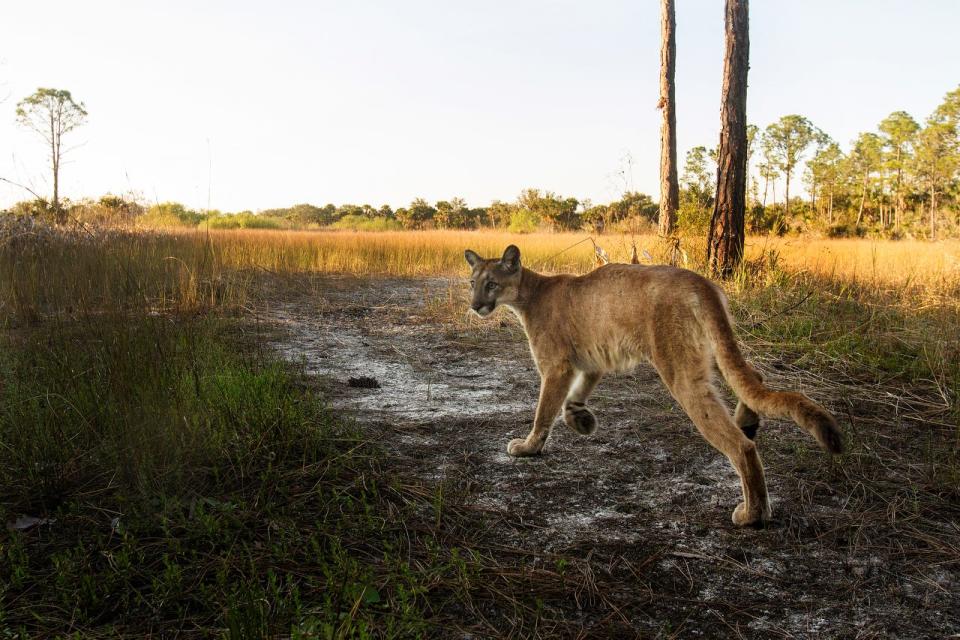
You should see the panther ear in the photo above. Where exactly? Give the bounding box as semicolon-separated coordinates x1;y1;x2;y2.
464;249;482;268
500;245;521;273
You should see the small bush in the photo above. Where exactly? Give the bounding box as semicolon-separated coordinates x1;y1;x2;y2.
826;223;867;238
139;202;204;228
331;214;403;231
677;207;707;232
507;208;540;233
70;195;145;226
8;198;59;222
201;212;287;230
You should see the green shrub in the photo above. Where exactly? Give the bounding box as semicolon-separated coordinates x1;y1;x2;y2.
70;195;145;225
507;208;540;233
8;198;59;222
330;214;403;231
199;212;287;230
677;201;711;232
140;202;204;228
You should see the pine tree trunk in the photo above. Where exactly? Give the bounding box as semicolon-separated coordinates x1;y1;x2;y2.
879;171;886;227
930;188;937;240
707;0;749;277
784;170;791;220
50;111;62;223
895;147;903;231
811;178;817;216
52;153;59;219
657;0;679;237
856;173;867;226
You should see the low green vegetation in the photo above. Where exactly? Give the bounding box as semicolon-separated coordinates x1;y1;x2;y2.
331;214;404;231
0;315;484;636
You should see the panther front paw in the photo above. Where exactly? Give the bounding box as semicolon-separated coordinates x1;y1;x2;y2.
732;500;771;528
507;438;541;457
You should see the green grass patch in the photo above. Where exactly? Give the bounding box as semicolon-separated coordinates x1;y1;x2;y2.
0;316;548;637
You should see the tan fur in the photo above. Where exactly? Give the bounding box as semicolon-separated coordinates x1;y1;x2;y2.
465;245;842;527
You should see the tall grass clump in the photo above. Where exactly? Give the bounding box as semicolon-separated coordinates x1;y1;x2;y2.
0;222;250;323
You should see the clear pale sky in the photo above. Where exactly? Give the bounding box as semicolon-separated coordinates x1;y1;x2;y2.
1;1;958;212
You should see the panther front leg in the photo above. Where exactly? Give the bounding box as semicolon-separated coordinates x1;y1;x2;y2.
508;367;574;457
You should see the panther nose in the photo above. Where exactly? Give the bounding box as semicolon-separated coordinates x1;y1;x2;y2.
471;302;483;312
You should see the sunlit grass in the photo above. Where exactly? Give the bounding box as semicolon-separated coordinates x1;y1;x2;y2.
6;224;957;308
2;224;956;409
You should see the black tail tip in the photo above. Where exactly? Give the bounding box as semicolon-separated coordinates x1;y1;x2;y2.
819;421;844;455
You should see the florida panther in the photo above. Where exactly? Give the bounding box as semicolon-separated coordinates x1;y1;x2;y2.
465;245;842;526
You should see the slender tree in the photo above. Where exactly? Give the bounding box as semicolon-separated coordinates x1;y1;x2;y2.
878;111;919;231
657;0;679;237
745;124;759;201
15;88;88;223
806;142;843;224
707;0;749;277
682;146;715;210
914;120;956;239
757;162;772;210
763;115;819;220
849;132;882;226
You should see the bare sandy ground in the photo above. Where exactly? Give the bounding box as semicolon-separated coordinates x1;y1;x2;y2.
259;274;959;639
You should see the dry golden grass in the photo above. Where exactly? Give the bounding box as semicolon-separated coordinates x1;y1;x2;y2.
4;224;958;320
742;235;960;301
152;227;960;292
1;223;956;414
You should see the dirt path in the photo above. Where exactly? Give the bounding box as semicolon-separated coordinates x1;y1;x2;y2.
260;275;958;639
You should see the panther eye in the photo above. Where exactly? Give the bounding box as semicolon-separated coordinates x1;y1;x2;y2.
486;281;498;291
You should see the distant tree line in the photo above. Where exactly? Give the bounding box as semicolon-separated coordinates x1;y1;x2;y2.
1;188;663;234
4;83;958;238
679;85;960;240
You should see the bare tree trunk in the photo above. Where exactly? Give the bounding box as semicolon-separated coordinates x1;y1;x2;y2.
784;170;791;220
828;186;834;224
707;0;749;277
49;111;60;221
52;151;59;216
762;175;769;211
50;109;67;225
657;0;679;237
810;177;817;216
879;171;886;227
856;173;867;226
894;147;903;231
930;188;937;240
